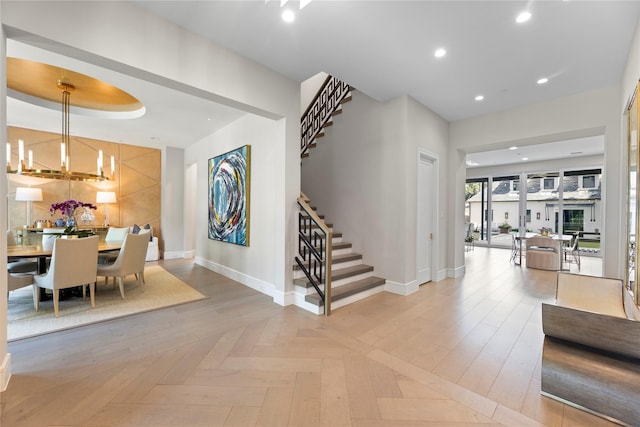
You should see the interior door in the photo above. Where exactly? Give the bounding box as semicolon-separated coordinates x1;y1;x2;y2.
417;153;434;285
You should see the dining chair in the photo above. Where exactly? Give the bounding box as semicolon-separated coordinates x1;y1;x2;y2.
7;272;35;296
98;227;130;264
7;230;38;274
96;232;149;299
563;235;581;270
33;236;99;317
41;227;64;251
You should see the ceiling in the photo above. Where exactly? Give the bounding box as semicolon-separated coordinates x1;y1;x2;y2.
465;135;605;168
6;1;640;159
6;39;247;149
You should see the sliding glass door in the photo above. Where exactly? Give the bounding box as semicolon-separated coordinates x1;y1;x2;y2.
467;169;602;256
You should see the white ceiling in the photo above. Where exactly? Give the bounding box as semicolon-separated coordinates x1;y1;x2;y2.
6;1;640;158
133;0;640;121
6;39;247;149
465;135;605;168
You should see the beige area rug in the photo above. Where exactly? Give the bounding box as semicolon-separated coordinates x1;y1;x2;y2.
7;265;207;341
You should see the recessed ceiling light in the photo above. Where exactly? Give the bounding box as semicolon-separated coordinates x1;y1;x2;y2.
434;48;446;58
475;95;484;101
522;157;529;161
509;146;518;150
282;9;295;22
516;11;531;23
537;77;549;85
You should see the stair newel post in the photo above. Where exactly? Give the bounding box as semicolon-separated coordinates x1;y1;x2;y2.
295;196;333;315
325;226;332;316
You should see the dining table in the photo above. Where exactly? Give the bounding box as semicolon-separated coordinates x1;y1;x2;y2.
8;241;122;273
7;241;122;300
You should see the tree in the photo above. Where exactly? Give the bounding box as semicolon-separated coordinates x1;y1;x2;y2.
465;183;480;201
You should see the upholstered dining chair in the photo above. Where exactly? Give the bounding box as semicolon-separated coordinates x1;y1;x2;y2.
7;272;35;296
98;227;130;264
7;230;38;274
41;227;64;251
96;232;149;299
33;236;99;317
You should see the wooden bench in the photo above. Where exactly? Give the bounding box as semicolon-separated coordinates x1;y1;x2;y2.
541;272;640;426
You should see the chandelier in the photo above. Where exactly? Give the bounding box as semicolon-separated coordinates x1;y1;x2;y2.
6;80;113;182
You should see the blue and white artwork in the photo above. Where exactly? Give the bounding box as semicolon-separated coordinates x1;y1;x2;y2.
208;145;250;246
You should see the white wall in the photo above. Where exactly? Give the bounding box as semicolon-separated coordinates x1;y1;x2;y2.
301;72;328;115
0;9;10;391
622;17;640;113
186;114;284;301
162;147;184;259
1;0;300;390
450;86;622;278
405;96;450;281
301;92;449;288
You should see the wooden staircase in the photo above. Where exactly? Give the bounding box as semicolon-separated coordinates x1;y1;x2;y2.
293;210;386;314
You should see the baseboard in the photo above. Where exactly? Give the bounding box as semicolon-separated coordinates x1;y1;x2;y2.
385;280;419;296
1;353;11;392
163;250;187;260
447;265;465;278
435;268;448;281
182;250;196;259
195;257;279;303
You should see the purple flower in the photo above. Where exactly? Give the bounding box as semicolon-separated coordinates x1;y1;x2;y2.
50;199;97;217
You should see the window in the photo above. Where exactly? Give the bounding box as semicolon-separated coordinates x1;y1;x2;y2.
543;178;555;190
513;180;519;191
583;175;596;188
526;209;531;223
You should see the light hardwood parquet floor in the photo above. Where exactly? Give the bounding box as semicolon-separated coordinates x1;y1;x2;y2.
0;248;615;426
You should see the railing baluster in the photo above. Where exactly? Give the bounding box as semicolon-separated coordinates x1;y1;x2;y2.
300;75;352;158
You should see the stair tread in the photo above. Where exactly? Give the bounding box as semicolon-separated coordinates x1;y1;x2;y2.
294;262;372;286
305;276;385;305
293;250;360;271
332;264;374;279
310;240;350;248
332;252;361;262
293;251;361;271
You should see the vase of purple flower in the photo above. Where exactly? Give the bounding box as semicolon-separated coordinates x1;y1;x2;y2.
50;199;97;229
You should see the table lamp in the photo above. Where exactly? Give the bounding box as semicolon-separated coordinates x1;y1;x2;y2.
15;187;43;228
96;191;116;226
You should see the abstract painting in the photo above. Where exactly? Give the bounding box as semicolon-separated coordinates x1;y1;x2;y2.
208;145;250;246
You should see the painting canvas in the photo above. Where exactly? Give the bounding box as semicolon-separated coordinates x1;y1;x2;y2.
208;145;250;246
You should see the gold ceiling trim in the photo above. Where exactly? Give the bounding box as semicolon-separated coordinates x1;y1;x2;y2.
7;57;143;113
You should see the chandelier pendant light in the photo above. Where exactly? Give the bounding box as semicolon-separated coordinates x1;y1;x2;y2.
6;80;112;182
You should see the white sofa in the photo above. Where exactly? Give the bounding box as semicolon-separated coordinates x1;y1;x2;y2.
129;225;159;261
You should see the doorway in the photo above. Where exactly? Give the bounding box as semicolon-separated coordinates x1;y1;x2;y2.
417;150;438;285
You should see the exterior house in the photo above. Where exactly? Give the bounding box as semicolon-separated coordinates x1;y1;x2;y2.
467;174;602;244
1;1;640;402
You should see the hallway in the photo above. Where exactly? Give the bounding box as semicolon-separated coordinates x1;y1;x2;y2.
1;252;612;426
